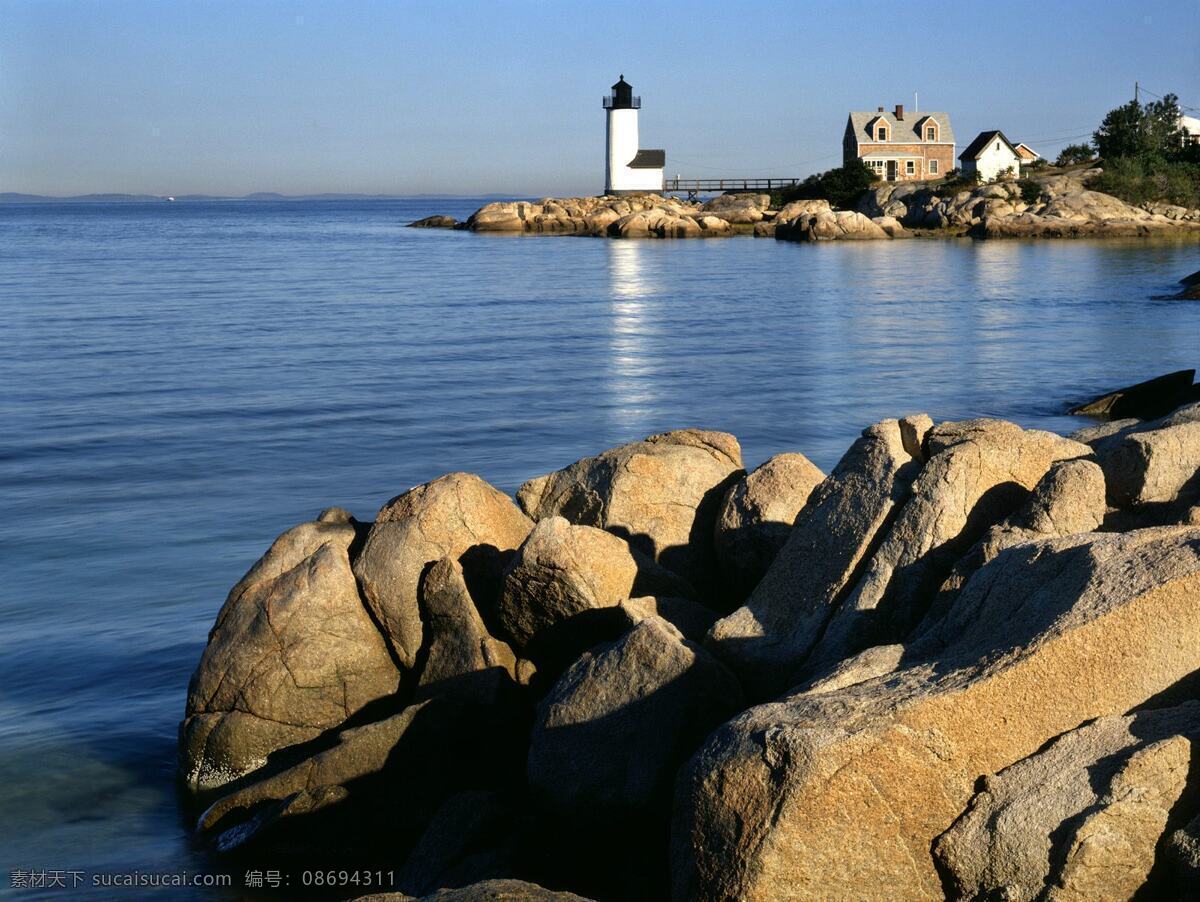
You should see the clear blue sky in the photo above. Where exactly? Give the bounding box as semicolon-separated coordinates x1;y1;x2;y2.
2;0;1198;197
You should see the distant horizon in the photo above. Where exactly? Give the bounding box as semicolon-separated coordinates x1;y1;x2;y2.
0;190;527;202
3;0;1198;197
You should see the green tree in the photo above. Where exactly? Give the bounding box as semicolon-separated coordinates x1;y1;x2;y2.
782;160;877;209
1093;94;1185;160
1055;143;1096;167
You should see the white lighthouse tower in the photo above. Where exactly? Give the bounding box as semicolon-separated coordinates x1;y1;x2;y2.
603;75;665;195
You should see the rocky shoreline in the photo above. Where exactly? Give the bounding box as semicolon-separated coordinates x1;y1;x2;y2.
412;169;1200;243
180;369;1200;900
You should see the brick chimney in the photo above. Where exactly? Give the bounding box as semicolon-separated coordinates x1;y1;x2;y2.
894;103;905;120
877;106;885;113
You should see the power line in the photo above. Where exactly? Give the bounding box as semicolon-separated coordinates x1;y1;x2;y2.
1132;84;1200;114
1018;130;1096;145
1012;127;1095;143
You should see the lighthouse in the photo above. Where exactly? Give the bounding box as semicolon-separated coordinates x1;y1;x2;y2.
603;75;665;195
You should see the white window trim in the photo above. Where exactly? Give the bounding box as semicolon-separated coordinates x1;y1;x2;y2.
928;159;939;174
877;126;888;141
925;126;937;141
905;160;916;175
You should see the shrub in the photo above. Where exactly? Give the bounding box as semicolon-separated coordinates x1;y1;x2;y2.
1091;156;1200;209
781;160;878;210
1018;179;1043;205
932;169;979;195
1055;143;1096;167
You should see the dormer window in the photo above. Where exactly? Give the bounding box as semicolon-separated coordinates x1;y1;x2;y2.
925;125;937;141
876;125;888;141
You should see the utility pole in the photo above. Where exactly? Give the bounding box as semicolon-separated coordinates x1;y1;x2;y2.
1135;81;1139;104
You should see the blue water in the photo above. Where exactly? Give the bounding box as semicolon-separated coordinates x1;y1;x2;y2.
0;198;1197;895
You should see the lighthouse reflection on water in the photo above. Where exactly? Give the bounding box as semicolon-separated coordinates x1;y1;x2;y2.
606;240;661;432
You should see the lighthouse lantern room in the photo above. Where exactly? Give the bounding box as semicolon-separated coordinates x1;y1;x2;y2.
603;76;665;195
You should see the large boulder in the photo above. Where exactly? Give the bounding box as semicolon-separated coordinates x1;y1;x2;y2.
198;691;527;861
1178;268;1200;300
516;430;743;595
620;595;719;643
354;473;533;669
607;207;729;239
674;527;1200;901
1101;420;1200;507
408;215;459;229
1040;189;1152;223
366;880;593;901
416;557;517;702
923;458;1108;622
707;418;923;698
773;199;832;223
713;452;825;600
809;420;1089;670
1007;457;1108;536
1165;812;1200;894
395;791;527;897
495;516;691;651
528;617;742;827
197;697;428;832
181;513;401;795
776;209;890;241
935;702;1200;901
1069;369;1197;420
699;194;766;224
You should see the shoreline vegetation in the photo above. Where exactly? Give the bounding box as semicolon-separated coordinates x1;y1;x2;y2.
179;365;1200;900
417;95;1200;244
412;166;1200;242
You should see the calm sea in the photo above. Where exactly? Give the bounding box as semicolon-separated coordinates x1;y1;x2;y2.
1;198;1197;895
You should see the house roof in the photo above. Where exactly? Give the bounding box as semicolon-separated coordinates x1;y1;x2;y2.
628;149;665;169
847;110;955;145
1014;142;1040;160
959;130;1019;161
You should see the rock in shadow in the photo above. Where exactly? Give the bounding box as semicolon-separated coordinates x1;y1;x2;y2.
197;679;531;880
1070;369;1198;420
527;618;742;900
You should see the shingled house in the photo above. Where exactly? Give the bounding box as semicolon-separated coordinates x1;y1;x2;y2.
843;104;955;182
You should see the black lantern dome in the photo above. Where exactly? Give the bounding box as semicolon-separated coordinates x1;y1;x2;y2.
603;75;641;110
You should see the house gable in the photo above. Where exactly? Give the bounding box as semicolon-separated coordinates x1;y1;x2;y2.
915;115;940;142
959;130;1019;162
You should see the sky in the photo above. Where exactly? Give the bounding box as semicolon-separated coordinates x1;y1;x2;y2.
2;0;1198;197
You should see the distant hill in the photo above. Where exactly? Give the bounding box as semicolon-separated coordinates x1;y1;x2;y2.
0;192;166;203
0;192;514;204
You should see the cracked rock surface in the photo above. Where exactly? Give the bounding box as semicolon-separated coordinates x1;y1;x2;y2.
181;515;401;795
354;472;533;669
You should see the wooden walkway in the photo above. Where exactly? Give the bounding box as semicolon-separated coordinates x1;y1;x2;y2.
662;177;803;200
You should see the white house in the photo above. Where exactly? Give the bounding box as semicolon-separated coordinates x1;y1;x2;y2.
603;76;665;194
1179;115;1200;146
959;131;1022;182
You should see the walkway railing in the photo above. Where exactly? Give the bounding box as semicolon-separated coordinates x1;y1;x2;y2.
663;177;803;194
